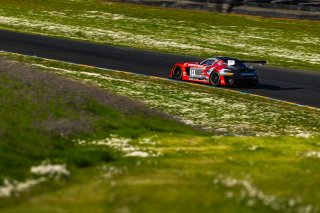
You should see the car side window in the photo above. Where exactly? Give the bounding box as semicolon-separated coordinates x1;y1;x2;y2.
201;59;215;66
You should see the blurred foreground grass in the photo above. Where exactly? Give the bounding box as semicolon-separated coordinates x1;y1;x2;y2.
0;53;320;212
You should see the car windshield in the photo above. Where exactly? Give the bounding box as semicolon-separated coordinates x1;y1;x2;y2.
231;61;249;69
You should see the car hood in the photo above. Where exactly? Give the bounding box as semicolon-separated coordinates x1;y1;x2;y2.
183;62;203;68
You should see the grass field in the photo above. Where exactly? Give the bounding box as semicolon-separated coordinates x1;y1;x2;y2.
0;0;320;211
0;0;319;71
2;52;319;138
0;53;320;212
0;56;200;210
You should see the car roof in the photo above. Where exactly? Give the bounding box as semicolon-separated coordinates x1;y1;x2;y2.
213;56;240;62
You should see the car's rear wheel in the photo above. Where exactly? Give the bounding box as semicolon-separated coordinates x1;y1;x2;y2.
172;66;182;80
249;79;259;87
209;71;220;86
227;78;236;86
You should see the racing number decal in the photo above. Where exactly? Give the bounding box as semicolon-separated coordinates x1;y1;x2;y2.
190;69;196;76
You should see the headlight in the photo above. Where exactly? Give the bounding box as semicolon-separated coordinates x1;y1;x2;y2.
220;69;234;76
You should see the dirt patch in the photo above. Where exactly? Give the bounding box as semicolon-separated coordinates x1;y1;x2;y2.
0;57;175;135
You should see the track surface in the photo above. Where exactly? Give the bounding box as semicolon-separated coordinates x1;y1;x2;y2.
1;29;319;107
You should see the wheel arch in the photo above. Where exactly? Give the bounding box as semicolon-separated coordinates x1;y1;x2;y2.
171;65;184;80
209;70;221;86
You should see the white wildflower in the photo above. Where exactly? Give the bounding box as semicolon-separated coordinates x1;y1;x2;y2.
214;175;315;212
0;159;71;198
0;177;46;197
296;133;311;138
125;151;150;158
30;161;70;179
248;145;259;151
101;166;124;179
226;191;234;198
14;177;47;192
75;135;161;158
138;135;159;145
304;151;320;159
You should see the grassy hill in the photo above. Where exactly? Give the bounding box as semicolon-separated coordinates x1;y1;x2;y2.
0;0;319;211
0;53;319;212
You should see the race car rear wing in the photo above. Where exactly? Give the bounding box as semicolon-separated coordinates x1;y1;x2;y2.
227;60;267;66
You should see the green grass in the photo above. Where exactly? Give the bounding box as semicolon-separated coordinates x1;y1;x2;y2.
2;52;319;137
0;1;320;210
0;52;320;212
0;56;200;207
3;136;320;213
0;0;319;71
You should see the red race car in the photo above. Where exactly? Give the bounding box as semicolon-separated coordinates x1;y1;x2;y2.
169;56;266;86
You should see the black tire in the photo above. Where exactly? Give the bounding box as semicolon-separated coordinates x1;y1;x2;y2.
249;79;259;87
209;71;220;86
228;78;236;87
172;66;182;80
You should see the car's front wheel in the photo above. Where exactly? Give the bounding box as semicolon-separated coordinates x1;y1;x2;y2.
172;66;182;80
209;71;220;86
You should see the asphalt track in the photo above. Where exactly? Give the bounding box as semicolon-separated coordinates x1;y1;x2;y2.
1;29;319;107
